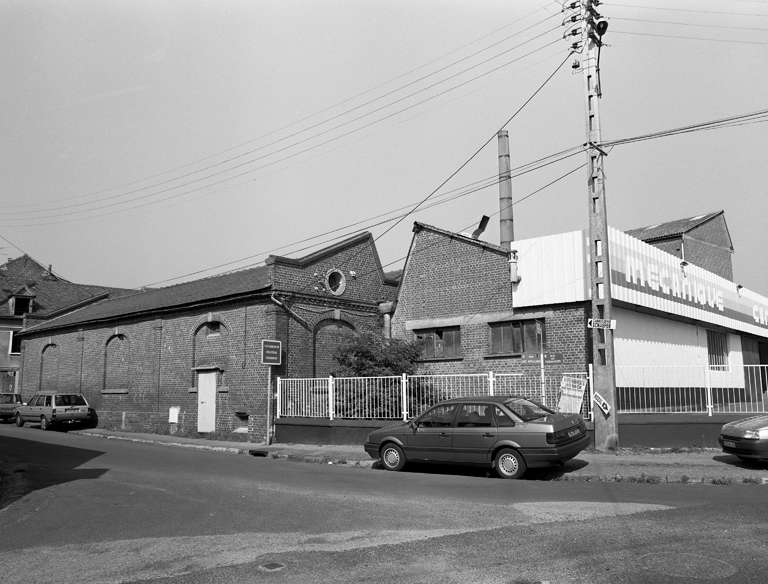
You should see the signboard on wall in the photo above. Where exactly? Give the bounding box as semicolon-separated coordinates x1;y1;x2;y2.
261;340;282;365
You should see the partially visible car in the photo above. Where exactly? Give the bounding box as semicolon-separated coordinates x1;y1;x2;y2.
719;415;768;462
14;392;98;430
0;392;23;423
364;395;589;479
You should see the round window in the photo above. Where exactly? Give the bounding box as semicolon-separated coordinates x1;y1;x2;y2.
325;269;346;296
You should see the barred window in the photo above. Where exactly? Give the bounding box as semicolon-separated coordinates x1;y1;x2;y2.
415;327;462;359
707;330;728;371
489;319;545;354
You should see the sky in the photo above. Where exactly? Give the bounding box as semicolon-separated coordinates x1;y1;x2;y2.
1;0;767;295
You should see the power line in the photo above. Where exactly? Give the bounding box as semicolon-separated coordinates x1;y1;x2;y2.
4;38;564;223
610;2;768;18
613;30;768;45
613;17;768;32
5;12;560;213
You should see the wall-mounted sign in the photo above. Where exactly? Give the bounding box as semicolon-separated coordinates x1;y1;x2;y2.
587;319;616;330
592;391;611;415
261;340;282;365
518;353;564;365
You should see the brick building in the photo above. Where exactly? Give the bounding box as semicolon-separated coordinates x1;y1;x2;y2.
1;255;132;393
625;211;734;281
17;233;398;439
391;214;768;415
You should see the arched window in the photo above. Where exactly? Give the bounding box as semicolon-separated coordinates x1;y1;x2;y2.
40;343;59;392
105;334;130;391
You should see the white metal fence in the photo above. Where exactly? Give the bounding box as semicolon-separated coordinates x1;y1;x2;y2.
277;371;592;421
616;365;768;415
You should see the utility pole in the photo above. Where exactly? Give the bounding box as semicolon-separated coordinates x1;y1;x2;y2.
565;0;618;450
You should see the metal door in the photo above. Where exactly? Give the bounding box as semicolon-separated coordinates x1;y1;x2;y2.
452;403;497;463
197;372;217;433
405;403;457;462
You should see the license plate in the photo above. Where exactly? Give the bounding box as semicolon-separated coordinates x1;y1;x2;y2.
568;428;580;438
723;440;736;448
65;408;80;412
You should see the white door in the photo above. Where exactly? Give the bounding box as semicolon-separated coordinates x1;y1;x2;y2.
197;372;217;432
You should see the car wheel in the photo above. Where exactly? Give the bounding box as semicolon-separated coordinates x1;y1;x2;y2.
40;415;51;431
494;448;527;479
15;413;24;427
380;443;406;471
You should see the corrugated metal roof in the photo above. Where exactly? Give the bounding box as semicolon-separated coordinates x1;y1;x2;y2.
625;211;723;242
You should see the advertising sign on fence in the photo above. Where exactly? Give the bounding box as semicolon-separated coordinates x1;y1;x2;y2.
558;376;588;414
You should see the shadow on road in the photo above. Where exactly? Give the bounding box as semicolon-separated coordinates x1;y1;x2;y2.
0;434;108;510
375;458;589;481
712;454;768;470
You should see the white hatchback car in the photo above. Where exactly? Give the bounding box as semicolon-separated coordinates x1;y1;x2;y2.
15;392;98;430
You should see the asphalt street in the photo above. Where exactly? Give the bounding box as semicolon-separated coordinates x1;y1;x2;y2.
1;425;768;584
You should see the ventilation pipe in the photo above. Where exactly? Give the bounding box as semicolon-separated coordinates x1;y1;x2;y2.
498;130;514;250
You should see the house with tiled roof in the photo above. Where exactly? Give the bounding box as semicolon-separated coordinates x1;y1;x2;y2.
625;210;734;281
17;233;398;440
0;255;134;393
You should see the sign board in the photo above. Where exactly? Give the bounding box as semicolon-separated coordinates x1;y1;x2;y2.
587;318;616;330
519;353;564;365
592;391;611;415
261;340;282;365
557;376;588;414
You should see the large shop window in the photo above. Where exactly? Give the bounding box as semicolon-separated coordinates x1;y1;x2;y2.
707;329;728;371
415;327;462;359
489;319;545;354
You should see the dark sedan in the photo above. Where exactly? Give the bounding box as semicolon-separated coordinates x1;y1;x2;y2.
364;395;590;479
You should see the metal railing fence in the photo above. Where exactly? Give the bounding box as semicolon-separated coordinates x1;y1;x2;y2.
277;371;592;421
616;365;768;415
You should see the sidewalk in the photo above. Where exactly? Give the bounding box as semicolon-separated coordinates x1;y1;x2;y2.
72;428;768;485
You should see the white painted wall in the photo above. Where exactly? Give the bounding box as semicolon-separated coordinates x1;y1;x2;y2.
614;307;746;389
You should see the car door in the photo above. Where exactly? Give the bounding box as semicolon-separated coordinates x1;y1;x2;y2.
405;404;458;462
452;403;498;463
22;396;40;420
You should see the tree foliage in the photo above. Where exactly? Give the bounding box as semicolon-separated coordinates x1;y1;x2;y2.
332;330;423;377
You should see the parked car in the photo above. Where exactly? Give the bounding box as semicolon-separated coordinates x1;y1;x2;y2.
718;415;768;462
14;392;98;430
364;395;589;479
0;392;23;423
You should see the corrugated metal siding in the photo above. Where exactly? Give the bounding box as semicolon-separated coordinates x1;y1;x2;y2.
512;230;589;307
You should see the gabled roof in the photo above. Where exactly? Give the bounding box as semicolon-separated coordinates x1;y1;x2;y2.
20;231;384;334
625;211;725;243
412;222;508;254
1;254;134;318
21;265;272;333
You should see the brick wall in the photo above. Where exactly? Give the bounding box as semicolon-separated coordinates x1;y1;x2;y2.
392;226;590;378
683;236;733;281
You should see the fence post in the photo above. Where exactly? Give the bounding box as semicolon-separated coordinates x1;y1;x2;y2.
588;364;595;422
488;371;494;396
705;365;713;416
402;373;408;421
276;377;282;419
328;376;335;420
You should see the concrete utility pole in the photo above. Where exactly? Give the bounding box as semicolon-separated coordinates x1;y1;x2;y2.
573;0;618;450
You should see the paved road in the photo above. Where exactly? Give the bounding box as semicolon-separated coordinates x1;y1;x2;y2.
1;426;767;583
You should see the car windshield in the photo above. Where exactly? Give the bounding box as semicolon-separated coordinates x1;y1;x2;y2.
504;398;553;422
55;395;87;406
1;394;21;404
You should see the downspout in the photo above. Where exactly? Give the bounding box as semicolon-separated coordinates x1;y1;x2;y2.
270;293;310;328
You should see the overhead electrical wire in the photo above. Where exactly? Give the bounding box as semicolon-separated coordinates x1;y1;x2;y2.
613;30;768;45
609;3;768;18
613;17;768;33
5;13;561;214
6;7;555;210
3;37;565;224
